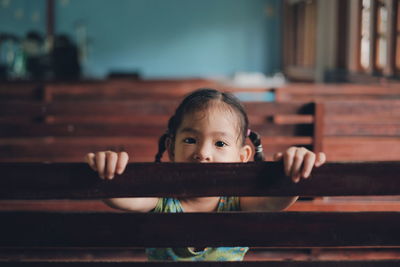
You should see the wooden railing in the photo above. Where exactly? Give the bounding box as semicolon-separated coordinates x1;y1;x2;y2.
1;162;400;266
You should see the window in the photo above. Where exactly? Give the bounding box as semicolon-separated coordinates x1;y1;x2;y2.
360;0;372;70
282;0;400;81
356;0;399;77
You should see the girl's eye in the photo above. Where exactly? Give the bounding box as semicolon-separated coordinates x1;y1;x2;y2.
183;138;196;144
215;141;227;147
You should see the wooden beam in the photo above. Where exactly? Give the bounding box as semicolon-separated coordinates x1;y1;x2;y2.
312;102;324;153
0;162;400;199
1;211;400;248
0;101;314;117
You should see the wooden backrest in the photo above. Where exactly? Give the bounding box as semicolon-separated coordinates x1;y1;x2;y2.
275;83;400;102
0;101;316;162
319;100;400;161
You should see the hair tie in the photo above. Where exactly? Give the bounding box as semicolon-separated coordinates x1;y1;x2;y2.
255;144;263;153
246;129;251;137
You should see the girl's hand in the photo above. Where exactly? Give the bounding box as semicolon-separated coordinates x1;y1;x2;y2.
84;151;129;180
273;147;326;183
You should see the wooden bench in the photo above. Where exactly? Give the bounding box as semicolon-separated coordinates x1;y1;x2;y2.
0;161;400;266
0;100;317;162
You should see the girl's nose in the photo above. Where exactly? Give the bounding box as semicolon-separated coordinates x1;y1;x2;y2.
193;143;212;162
193;153;211;162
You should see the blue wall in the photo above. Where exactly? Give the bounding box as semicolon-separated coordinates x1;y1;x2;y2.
0;0;282;79
0;0;46;36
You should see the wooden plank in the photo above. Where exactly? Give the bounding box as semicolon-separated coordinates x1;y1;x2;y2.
324;137;400;161
0;101;313;117
2;247;400;262
271;115;314;124
323;100;400;115
1;211;400;247
324;123;400;136
322;100;400;137
288;200;400;212
0;100;179;117
276;84;400;94
312;102;324;153
0;123;167;137
41;81;273;101
274;84;400;102
0;102;46;117
0;137;158;163
276;94;400;102
244;102;314;115
0;83;44;101
0;247;146;262
0;162;400;199
0;200;119;212
0;136;311;163
323;115;400;123
2;198;400;212
0;123;312;138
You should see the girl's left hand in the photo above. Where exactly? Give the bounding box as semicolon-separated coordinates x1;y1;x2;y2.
273;147;326;183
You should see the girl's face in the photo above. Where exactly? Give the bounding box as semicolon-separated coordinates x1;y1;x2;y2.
168;104;252;163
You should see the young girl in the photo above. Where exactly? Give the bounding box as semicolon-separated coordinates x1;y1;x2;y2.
85;88;326;261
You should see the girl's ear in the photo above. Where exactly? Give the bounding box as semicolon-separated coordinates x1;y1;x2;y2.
240;144;252;162
166;137;174;161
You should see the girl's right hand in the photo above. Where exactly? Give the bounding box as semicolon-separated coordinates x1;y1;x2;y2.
85;151;129;180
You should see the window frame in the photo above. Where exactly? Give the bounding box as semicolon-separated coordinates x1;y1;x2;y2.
353;0;398;78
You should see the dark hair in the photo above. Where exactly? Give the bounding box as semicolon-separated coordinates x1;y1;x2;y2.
155;88;265;162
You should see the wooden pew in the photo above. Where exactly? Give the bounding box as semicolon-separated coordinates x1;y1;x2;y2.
1;162;400;266
0;101;317;162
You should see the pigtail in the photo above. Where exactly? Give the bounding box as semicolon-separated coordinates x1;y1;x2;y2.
248;130;265;161
155;132;169;162
155;115;176;163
